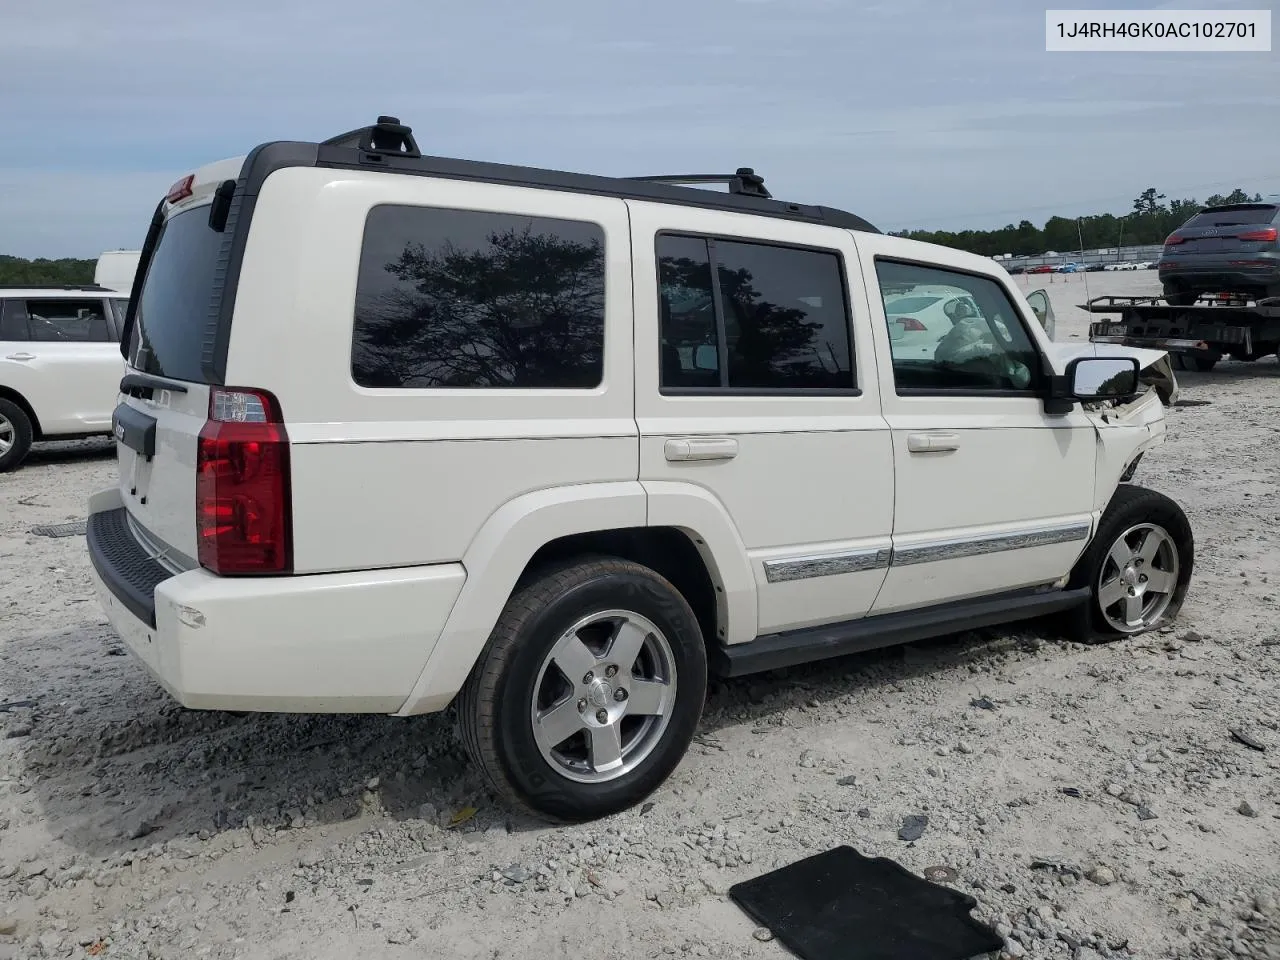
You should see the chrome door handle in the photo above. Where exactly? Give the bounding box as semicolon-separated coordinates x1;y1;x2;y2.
665;437;739;462
906;432;959;453
5;353;36;361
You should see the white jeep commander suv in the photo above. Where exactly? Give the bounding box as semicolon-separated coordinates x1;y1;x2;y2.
87;116;1194;822
1;284;129;471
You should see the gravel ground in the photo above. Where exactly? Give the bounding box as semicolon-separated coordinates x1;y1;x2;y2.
1;270;1277;960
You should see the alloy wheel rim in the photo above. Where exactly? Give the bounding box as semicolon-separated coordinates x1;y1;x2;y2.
1097;522;1179;632
530;609;677;784
0;415;13;456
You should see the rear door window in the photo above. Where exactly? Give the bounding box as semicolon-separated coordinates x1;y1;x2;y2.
22;299;110;342
656;234;855;392
0;301;28;341
351;205;607;389
129;206;225;382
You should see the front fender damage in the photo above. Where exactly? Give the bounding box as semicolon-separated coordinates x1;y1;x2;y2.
1084;375;1169;509
1136;352;1178;407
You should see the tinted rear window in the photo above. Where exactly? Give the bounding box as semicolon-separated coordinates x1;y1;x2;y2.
1187;205;1279;227
129;206;223;382
656;233;855;392
352;205;606;389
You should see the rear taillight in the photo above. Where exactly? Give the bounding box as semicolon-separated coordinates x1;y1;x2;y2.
895;317;927;331
1163;233;1186;246
1238;227;1278;242
196;387;292;575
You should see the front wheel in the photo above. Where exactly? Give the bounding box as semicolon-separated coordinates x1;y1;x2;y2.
0;399;34;473
1069;485;1194;639
457;557;708;822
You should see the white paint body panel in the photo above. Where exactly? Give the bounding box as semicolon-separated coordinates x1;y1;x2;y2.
853;234;1100;613
231;168;639;575
628;201;894;637
88;487;464;712
0;288;125;437
88;159;1174;717
397;481;647;715
115;382;208;566
0;337;123;435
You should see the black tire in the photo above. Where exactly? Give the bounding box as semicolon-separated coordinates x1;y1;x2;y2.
1067;484;1194;641
457;556;708;822
1233;342;1278;362
1163;289;1197;307
1187;353;1220;372
0;399;34;473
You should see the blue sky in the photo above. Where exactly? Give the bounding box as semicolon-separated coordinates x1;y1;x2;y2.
1;0;1276;257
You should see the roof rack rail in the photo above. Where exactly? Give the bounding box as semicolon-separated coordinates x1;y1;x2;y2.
626;168;771;199
0;284;112;292
321;115;421;160
269;117;879;232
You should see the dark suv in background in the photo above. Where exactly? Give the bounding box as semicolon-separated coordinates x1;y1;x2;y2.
1159;202;1280;305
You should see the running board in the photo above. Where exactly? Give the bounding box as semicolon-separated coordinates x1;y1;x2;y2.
714;586;1090;677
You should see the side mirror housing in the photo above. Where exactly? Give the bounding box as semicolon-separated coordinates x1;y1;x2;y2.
1070;356;1141;400
1044;356;1142;414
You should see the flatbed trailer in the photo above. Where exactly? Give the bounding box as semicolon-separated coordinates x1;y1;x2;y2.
1083;293;1280;371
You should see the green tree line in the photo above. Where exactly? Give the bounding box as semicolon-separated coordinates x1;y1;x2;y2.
892;188;1266;258
0;255;95;286
0;185;1268;281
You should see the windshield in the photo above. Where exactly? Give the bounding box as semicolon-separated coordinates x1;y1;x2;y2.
129;205;224;382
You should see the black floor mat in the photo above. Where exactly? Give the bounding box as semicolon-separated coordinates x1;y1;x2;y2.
729;845;1002;960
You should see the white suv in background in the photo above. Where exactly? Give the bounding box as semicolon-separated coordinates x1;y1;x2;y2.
0;285;129;471
86;116;1193;822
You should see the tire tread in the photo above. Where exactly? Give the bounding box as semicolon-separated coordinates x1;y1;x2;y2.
1068;483;1194;640
456;556;696;820
0;399;34;473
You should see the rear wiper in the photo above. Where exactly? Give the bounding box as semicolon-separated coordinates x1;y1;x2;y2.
120;372;189;397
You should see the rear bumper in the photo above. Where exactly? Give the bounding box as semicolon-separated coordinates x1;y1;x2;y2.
1158;257;1280;289
87;489;466;713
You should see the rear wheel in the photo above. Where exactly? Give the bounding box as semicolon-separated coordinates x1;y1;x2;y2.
0;400;34;473
1231;343;1278;362
457;557;708;822
1187;353;1220;372
1163;288;1197;307
1068;485;1193;640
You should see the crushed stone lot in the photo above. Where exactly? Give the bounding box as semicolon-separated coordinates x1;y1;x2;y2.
1;271;1277;960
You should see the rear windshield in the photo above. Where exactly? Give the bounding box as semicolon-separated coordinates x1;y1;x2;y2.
129;205;223;382
1186;205;1279;227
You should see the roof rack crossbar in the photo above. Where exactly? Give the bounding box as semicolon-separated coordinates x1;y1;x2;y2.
626;168;772;199
321;115;421;160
